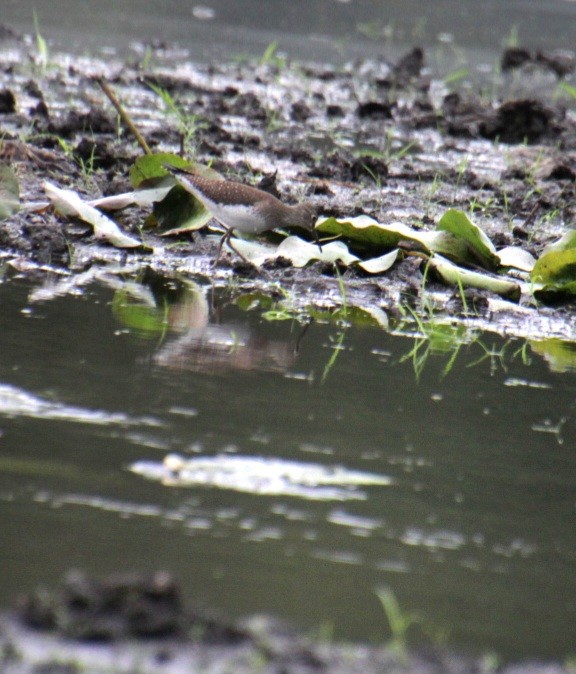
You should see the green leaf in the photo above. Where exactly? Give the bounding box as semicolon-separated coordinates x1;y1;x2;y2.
437;209;499;269
317;215;433;251
129;153;222;188
531;248;576;298
0;163;20;220
532;248;576;283
530;230;576;299
428;254;521;301
153;185;212;235
531;338;576;373
316;215;480;268
129;152;188;188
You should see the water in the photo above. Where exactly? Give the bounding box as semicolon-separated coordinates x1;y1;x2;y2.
0;273;575;661
3;0;576;64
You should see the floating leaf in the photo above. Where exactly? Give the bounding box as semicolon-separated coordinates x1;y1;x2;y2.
277;237;359;267
317;215;476;267
428;254;521;300
437;209;499;269
0;162;20;220
43;181;146;249
317;215;432;251
227;236;360;267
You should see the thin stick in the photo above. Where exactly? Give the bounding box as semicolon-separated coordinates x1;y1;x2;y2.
95;77;152;155
522;201;540;229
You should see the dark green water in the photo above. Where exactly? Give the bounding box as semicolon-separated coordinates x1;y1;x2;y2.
1;274;575;661
3;0;576;64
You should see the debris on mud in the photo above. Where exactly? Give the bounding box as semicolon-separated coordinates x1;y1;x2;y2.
1;27;575;341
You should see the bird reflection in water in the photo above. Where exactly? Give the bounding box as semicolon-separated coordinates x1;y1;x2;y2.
113;270;298;375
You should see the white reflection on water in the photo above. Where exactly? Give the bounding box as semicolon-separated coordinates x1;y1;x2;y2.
0;383;162;427
130;453;393;501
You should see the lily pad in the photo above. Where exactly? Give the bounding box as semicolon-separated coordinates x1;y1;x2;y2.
437;209;499;269
531;248;576;298
428;254;521;301
317;215;432;251
43;182;146;249
357;248;400;274
228;236;360;267
89;184;173;211
153;184;213;234
496;246;536;272
316;214;483;268
129;152;222;188
129;152;189;188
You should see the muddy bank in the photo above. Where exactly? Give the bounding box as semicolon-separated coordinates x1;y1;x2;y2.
1;30;576;340
1;570;573;674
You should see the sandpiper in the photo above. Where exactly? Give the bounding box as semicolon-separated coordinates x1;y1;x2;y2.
165;166;319;264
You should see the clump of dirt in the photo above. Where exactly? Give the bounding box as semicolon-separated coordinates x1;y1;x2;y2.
17;570;245;643
2;570;574;674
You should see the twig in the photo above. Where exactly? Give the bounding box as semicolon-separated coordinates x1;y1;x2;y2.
522;201;541;229
95;78;152;155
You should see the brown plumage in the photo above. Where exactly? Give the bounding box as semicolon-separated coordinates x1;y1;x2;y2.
166;167;319;264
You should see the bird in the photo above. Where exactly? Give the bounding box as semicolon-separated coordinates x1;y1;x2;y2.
164;166;320;265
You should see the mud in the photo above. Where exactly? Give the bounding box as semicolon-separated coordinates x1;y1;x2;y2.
1;29;576;339
1;571;573;674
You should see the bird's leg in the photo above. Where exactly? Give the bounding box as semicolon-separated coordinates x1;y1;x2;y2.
214;228;253;267
213;227;233;266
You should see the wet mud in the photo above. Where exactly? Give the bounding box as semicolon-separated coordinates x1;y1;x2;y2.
2;571;574;674
1;30;575;340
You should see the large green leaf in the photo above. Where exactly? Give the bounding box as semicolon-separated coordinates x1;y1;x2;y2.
129;152;221;188
531;248;576;299
428;254;521;301
129;152;188;188
437;209;499;269
153;185;212;234
316;214;494;269
316;215;433;251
